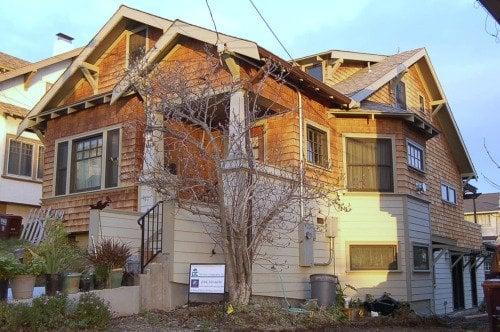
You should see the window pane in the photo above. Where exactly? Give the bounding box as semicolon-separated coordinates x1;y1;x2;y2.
105;129;120;188
413;246;430;271
37;146;45;179
441;184;448;201
346;138;393;192
408;142;424;171
306;125;327;167
7;140;21;175
71;135;103;192
305;64;323;81
449;187;456;204
55;142;68;195
350;245;398;270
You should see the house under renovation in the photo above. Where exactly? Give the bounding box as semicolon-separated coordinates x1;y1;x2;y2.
17;6;486;315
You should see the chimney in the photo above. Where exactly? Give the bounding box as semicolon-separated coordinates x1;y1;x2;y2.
53;33;74;55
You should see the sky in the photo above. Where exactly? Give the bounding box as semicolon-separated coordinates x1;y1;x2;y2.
1;0;499;193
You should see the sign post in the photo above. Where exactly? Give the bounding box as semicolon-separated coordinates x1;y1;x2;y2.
188;263;226;304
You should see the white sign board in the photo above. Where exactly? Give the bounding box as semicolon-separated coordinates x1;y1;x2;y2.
189;264;225;294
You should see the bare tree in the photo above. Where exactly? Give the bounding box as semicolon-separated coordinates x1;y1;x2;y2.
124;45;348;305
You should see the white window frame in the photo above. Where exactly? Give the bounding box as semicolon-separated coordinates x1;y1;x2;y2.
304;120;331;169
440;182;457;205
303;62;324;82
406;139;425;172
53;124;122;197
4;134;44;182
342;133;397;193
346;241;401;273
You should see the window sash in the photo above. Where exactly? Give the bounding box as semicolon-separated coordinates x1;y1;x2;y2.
7;139;34;177
306;125;327;167
37;146;45;179
407;142;424;171
441;183;457;204
349;244;398;271
71;134;103;193
413;245;430;271
346;138;393;192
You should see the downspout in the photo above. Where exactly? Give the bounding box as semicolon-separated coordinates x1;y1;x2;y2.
297;89;334;267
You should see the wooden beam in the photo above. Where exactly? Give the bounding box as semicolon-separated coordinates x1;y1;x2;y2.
103;95;111;103
67;107;77;114
221;53;240;81
432;249;446;267
432;103;444;117
451;253;465;269
80;67;98;94
84;101;94;109
80;62;99;73
23;70;37;90
430;99;446;106
50;112;60;119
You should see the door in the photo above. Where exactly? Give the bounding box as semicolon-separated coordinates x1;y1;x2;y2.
470;256;478;306
451;255;465;310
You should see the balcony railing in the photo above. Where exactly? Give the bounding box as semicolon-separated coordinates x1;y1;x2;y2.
137;201;163;273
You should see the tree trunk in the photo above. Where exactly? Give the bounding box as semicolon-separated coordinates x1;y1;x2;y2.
226;252;252;305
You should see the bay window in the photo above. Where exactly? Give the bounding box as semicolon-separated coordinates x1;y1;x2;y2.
55;127;120;196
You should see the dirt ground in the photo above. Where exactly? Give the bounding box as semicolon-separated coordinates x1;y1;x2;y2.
109;303;490;331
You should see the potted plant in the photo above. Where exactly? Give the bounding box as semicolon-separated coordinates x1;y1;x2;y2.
10;250;45;300
0;253;18;300
88;239;131;288
36;219;84;295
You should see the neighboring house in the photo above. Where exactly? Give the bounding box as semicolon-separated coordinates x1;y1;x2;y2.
465;192;500;275
0;41;80;218
18;6;485;315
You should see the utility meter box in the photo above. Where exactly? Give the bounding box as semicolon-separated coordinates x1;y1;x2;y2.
326;217;338;238
299;222;316;267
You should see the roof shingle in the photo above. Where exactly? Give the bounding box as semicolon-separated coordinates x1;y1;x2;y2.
0;52;30;72
464;192;500;213
333;48;424;97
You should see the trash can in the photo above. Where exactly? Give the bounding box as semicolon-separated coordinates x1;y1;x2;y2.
310;274;338;307
482;279;500;332
0;214;23;240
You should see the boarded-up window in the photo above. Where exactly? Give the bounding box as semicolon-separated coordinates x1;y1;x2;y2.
413;245;430;271
395;81;406;109
128;28;147;67
346;137;393;192
55;141;68;195
350;244;398;271
307;125;328;167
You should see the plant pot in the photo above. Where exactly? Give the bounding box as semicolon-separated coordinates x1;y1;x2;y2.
108;268;123;288
80;274;94;292
0;279;8;301
11;275;36;299
62;273;81;294
45;273;62;296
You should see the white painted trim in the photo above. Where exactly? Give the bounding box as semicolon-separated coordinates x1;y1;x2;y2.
303;119;332;169
3;134;44;182
406;138;426;172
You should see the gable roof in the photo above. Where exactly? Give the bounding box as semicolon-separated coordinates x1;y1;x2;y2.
464;192;500;213
0;52;30;72
0;101;28;118
331;47;476;179
333;48;424;100
0;48;82;83
293;49;387;64
17;5;174;134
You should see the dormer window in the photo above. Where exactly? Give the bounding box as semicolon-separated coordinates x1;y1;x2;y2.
305;63;323;82
395;81;407;109
127;27;148;68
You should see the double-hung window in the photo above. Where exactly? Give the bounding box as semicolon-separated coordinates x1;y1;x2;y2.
441;183;457;204
55;127;120;196
407;140;424;171
346;137;393;192
5;136;44;181
306;125;328;167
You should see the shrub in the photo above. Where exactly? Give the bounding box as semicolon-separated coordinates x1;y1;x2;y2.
88;239;131;270
0;253;19;280
0;293;112;330
69;293;112;329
